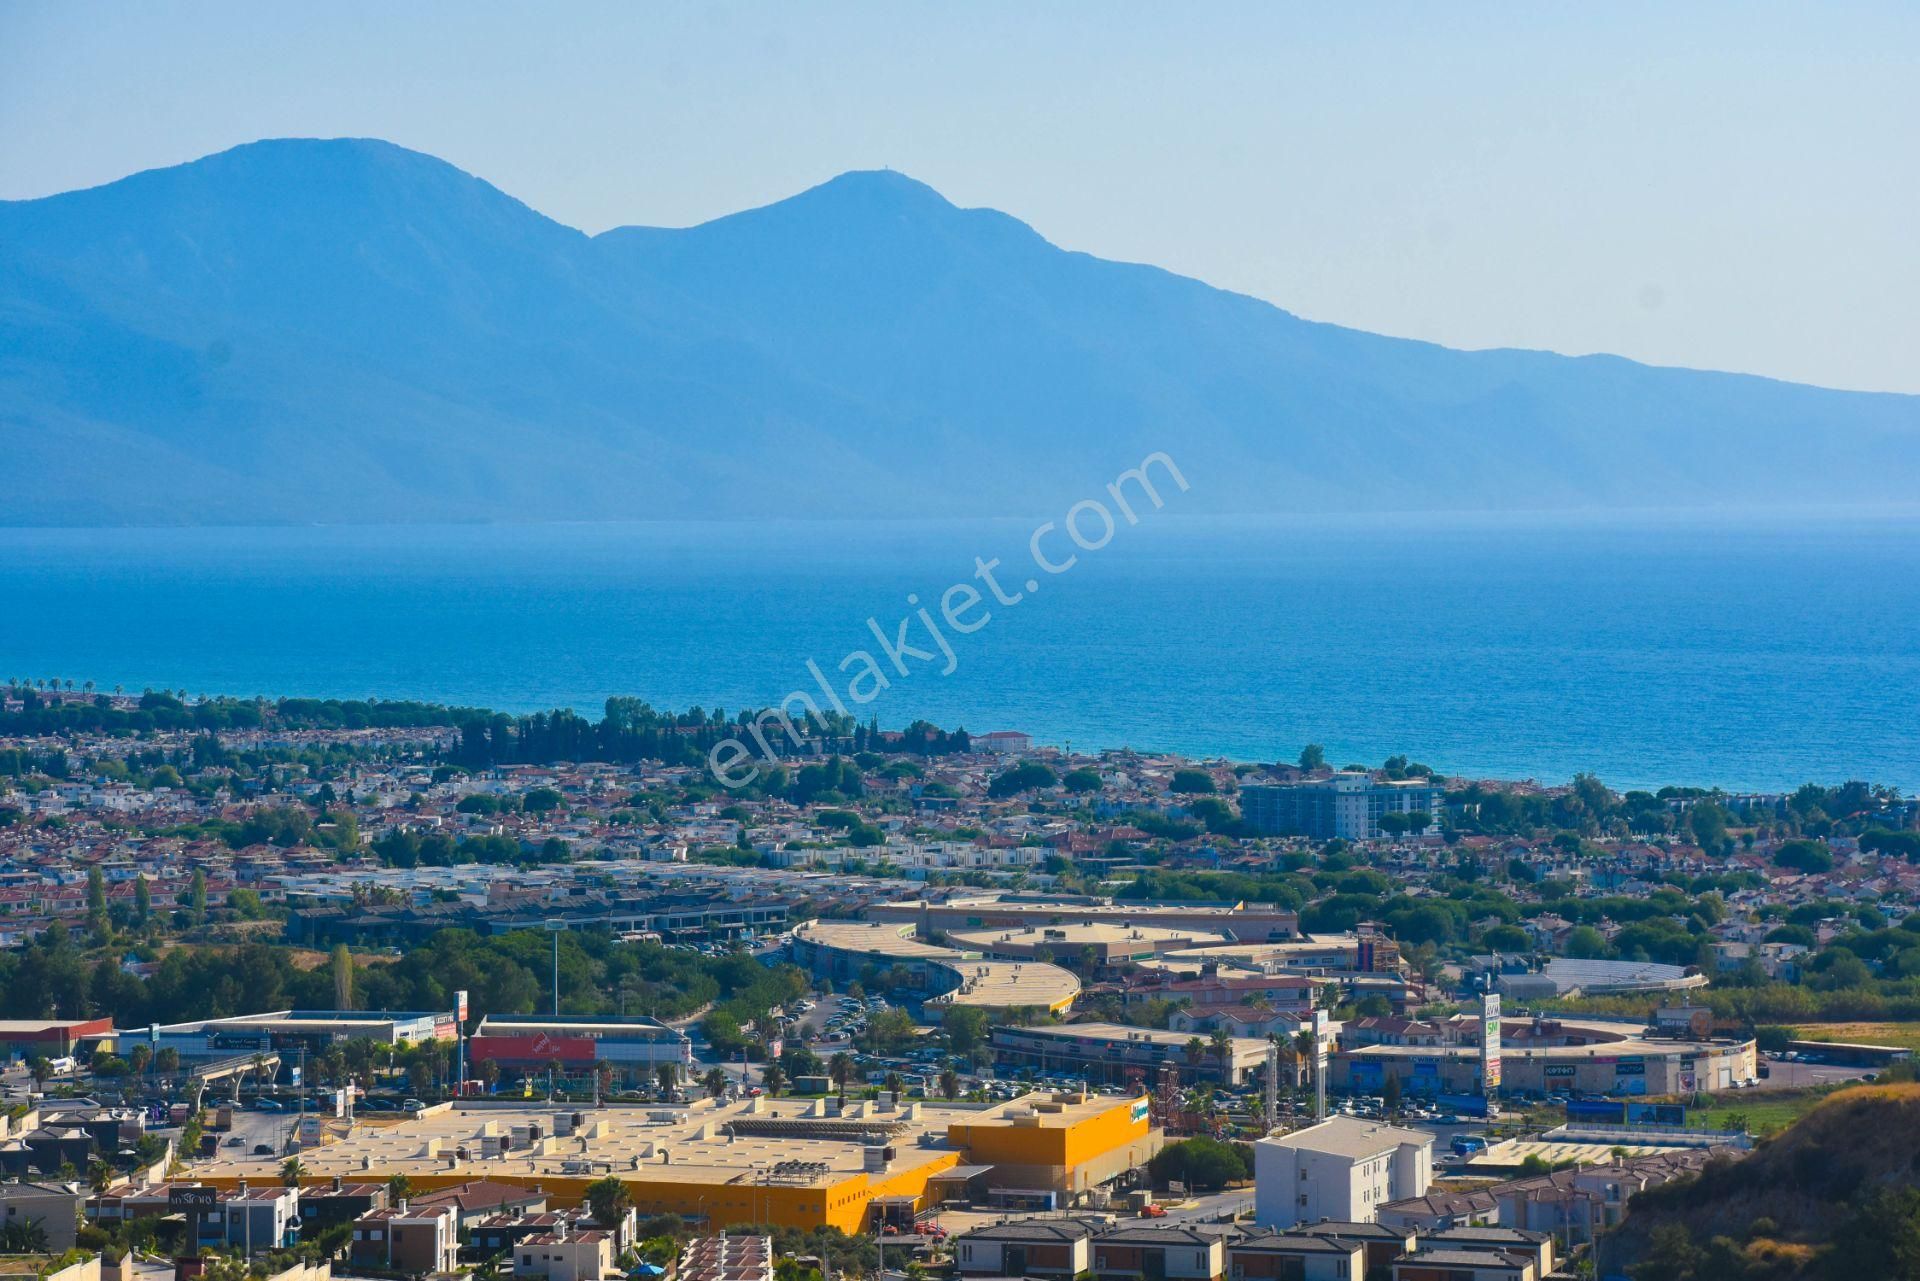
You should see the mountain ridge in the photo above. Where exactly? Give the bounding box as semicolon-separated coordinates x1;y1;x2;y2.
2;137;1915;526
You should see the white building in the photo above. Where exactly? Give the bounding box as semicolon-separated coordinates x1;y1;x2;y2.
1254;1116;1433;1229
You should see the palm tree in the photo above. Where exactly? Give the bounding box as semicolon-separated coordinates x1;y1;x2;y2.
1274;1037;1300;1093
884;1071;903;1104
1208;1028;1233;1079
762;1065;787;1098
829;1052;855;1102
387;1173;411;1202
702;1067;728;1100
1183;1037;1205;1067
87;1158;113;1196
1294;1029;1317;1095
281;1157;305;1187
656;1063;679;1098
939;1068;960;1102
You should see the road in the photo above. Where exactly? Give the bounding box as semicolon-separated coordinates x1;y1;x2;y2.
1758;1057;1877;1088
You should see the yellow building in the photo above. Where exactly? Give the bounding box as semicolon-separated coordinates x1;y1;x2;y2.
187;1092;1154;1234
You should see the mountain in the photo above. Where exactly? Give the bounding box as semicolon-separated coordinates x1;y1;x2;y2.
2;137;1916;525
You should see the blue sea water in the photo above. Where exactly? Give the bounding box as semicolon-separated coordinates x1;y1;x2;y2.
2;512;1917;793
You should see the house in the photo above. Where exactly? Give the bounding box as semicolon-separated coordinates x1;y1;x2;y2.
350;1201;460;1276
297;1178;388;1229
513;1224;614;1281
1226;1230;1366;1280
1390;1246;1540;1281
1091;1224;1227;1281
1253;1117;1433;1229
954;1220;1093;1277
407;1179;547;1232
1426;1228;1553;1275
1290;1223;1418;1277
222;1186;301;1254
678;1234;772;1281
0;1181;83;1251
1376;1186;1500;1233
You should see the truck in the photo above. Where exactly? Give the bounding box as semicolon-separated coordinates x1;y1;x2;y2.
1451;1134;1489;1157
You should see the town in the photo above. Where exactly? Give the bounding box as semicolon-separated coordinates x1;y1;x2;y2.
2;684;1918;1281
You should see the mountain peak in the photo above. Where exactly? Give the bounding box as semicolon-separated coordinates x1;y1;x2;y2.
1;137;1915;528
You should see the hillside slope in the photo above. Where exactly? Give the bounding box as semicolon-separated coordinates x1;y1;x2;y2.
1610;1083;1920;1278
3;138;1918;525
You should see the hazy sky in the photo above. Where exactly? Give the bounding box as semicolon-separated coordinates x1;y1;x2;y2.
5;2;1916;393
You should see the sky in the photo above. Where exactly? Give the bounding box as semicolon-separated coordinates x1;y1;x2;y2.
3;2;1916;394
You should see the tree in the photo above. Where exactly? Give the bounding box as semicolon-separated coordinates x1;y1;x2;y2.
281;1157;306;1186
829;1052;855;1101
884;1071;903;1104
1566;925;1611;959
1298;744;1326;771
942;1006;988;1054
1208;1028;1233;1078
1381;1073;1402;1117
939;1068;960;1101
387;1173;412;1202
584;1175;633;1229
1170;769;1215;795
331;944;355;1010
656;1063;678;1097
188;867;208;925
1147;1137;1249;1193
1633;1222;1704;1281
86;867;110;941
1063;768;1102;794
133;875;152;926
1826;1186;1920;1278
987;762;1056;798
703;1067;728;1100
0;1219;48;1252
1773;839;1835;874
761;1065;787;1097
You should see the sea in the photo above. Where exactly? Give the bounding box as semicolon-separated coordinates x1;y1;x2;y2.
3;511;1918;793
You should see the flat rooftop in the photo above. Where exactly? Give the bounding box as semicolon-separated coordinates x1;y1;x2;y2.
1000;1021;1272;1060
181;1094;1117;1191
946;923;1229;950
1342;1017;1748;1060
795;920;1080;1012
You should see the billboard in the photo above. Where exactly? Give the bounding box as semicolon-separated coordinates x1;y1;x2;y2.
1480;993;1502;1094
455;990;469;1024
467;1033;595;1063
1626;1102;1686;1127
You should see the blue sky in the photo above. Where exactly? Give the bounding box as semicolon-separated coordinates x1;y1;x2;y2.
4;1;1915;393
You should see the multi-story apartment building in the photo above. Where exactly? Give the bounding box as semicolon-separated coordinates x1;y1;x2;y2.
1240;774;1443;841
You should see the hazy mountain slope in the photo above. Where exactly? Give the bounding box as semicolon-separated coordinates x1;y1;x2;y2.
2;138;1915;525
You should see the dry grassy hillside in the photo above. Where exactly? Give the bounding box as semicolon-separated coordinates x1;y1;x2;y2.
1610;1083;1920;1278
